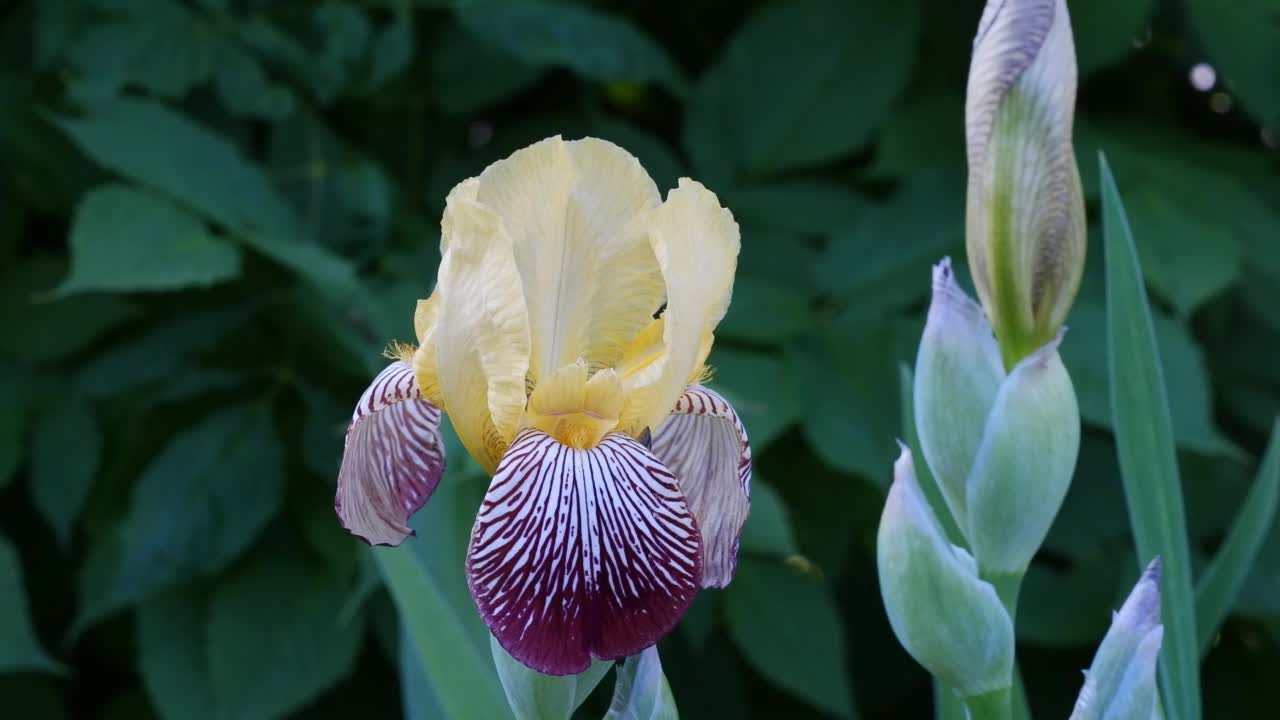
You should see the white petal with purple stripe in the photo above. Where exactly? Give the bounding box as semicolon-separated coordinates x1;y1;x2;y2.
335;361;446;547
467;428;702;675
651;385;752;588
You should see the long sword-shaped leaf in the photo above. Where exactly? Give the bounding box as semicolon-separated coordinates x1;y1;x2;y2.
1100;152;1200;720
377;425;513;720
1195;418;1280;655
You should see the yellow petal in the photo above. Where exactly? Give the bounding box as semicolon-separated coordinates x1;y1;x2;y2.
411;293;444;407
620;179;739;436
473;136;665;380
433;189;532;474
526;360;623;450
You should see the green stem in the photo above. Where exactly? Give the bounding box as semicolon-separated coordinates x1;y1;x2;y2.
965;686;1011;720
963;570;1029;720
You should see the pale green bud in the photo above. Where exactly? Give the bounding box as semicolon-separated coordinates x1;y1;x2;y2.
965;328;1080;574
914;259;1080;573
965;0;1086;368
877;446;1014;698
914;258;1005;531
1070;560;1164;720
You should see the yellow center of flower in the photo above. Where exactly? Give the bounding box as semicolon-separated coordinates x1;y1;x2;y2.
525;360;624;450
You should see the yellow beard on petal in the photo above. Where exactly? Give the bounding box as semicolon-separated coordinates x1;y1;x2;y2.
525;361;623;450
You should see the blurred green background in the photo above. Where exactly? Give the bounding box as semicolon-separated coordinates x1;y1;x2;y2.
1;0;1277;717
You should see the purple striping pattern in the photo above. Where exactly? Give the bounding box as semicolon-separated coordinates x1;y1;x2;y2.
335;361;445;547
467;428;703;675
651;385;752;588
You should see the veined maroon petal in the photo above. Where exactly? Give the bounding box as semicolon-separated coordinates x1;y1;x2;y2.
467;428;702;675
651;385;752;588
335;361;445;547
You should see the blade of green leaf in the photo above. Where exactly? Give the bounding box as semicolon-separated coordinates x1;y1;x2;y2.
606;647;678;720
1195;418;1280;655
30;395;101;548
1099;151;1201;720
490;635;613;720
723;558;856;718
375;425;512;720
0;535;63;675
57;184;241;295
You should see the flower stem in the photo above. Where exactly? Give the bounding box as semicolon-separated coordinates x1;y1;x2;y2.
969;569;1030;720
965;686;1012;720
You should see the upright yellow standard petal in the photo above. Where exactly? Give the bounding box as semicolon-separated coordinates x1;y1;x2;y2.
433;193;532;474
621;179;739;436
411;293;443;406
474;136;665;380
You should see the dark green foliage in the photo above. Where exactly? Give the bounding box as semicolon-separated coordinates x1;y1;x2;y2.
0;0;1277;718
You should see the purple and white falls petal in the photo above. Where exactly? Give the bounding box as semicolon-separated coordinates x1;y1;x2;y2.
335;361;446;547
651;385;752;588
467;428;703;675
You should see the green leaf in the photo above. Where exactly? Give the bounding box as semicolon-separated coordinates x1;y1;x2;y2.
1061;299;1240;458
1100;152;1201;720
76;303;256;398
868;93;964;180
73;405;285;633
206;542;364;720
606;648;678;720
490;636;612;720
739;475;801;559
0;535;62;674
400;625;446;720
64;0;213;100
0;257;143;364
709;0;919;177
457;1;687;95
58;184;240;294
137;586;217;720
375;424;513;720
719;276;812;344
1195;419;1280;655
1186;0;1280;129
723;558;856;718
212;37;295;119
815;168;962;308
1124;185;1241;316
365;3;414;90
726;179;866;237
138;541;364;720
429;22;544;116
53;96;361;297
706;349;801;451
1070;0;1152;75
30;395;101;548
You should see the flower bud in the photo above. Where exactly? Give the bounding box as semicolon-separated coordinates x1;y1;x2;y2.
914;259;1005;530
915;259;1080;574
965;329;1080;574
1070;559;1164;720
877;446;1014;698
965;0;1086;368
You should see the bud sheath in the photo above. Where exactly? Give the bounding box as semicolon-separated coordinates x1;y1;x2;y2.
965;0;1086;368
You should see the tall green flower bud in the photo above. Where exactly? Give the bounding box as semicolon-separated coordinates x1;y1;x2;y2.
965;0;1086;368
877;446;1014;699
1070;559;1164;720
915;259;1080;574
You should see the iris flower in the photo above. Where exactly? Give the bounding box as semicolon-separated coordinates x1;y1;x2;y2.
334;137;752;675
